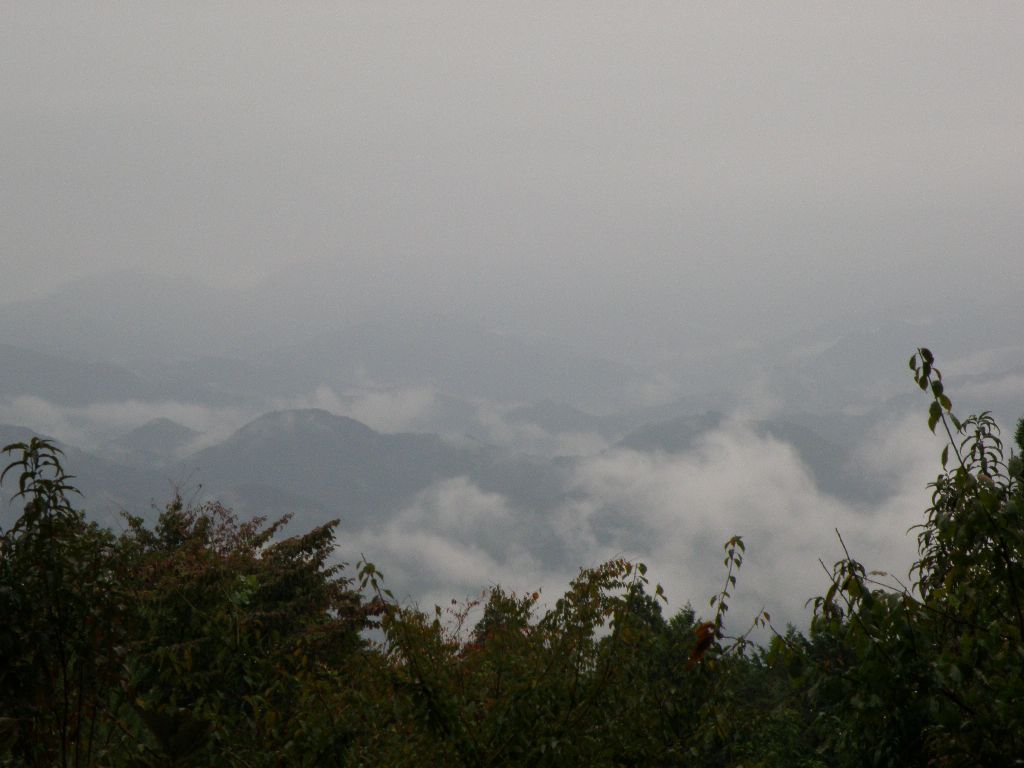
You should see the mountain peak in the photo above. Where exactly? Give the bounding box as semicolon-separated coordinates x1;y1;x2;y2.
236;409;378;440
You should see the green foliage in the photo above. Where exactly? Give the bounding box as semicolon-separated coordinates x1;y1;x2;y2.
352;548;808;767
791;348;1024;766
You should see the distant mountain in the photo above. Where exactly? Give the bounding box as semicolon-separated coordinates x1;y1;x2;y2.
0;343;164;405
0;271;258;362
761;323;923;414
766;314;1024;417
104;418;201;468
3;408;572;537
0;274;648;409
177;409;495;529
0;341;257;418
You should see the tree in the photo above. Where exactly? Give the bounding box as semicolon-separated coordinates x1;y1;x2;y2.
796;348;1024;766
118;500;370;765
0;440;371;767
0;438;126;767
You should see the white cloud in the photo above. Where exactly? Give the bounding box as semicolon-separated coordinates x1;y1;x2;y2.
474;403;609;457
344;477;558;610
272;385;437;434
558;419;933;630
275;385;347;414
341;415;945;636
347;388;436;434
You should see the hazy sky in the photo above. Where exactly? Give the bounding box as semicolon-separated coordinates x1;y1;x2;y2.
3;3;1022;354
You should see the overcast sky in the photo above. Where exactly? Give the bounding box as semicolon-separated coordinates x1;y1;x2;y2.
3;2;1022;357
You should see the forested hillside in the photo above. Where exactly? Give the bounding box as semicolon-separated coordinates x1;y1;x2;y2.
2;350;1022;767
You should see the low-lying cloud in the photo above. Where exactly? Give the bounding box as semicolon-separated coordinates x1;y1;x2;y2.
474;403;609;457
342;413;945;633
559;415;940;629
344;477;559;611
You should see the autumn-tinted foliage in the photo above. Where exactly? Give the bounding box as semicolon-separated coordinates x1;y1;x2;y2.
1;347;1022;766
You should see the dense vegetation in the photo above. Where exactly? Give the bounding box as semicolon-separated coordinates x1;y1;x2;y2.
2;348;1022;767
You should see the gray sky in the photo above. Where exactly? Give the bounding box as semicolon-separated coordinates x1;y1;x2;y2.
2;2;1022;357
